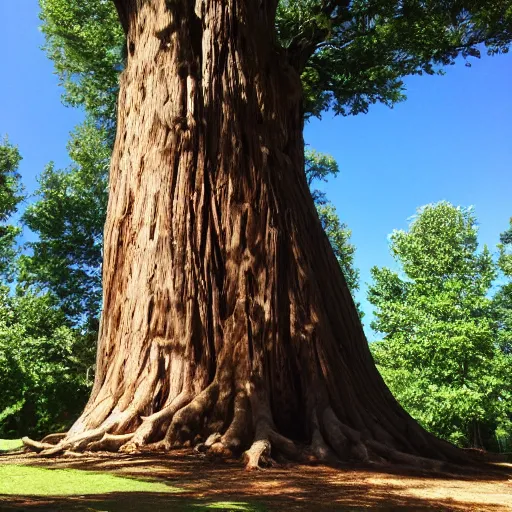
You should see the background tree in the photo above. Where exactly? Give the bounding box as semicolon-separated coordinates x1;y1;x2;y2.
20;121;109;335
492;219;512;451
0;291;91;438
23;0;512;468
0;140;91;438
39;0;124;132
493;219;512;355
0;139;23;281
369;202;512;450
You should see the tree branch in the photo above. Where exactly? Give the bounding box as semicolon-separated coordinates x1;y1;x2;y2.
285;0;351;72
111;0;130;34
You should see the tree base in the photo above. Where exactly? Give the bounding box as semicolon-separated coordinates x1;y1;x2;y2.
22;380;473;472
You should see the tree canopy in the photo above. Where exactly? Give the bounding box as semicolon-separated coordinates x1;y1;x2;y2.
40;0;512;121
278;0;512;116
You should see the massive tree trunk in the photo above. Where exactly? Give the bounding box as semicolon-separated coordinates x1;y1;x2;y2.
26;0;468;468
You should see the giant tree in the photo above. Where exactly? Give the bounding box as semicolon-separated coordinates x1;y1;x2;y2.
25;0;512;468
22;127;359;337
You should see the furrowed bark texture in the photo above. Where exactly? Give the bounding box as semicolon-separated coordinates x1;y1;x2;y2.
31;0;468;468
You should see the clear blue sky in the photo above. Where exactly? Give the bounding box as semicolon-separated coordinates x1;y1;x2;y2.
1;3;511;339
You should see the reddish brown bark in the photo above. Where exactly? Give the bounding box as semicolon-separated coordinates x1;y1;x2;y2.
25;0;469;469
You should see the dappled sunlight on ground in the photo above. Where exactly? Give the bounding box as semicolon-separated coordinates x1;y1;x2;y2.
0;451;511;511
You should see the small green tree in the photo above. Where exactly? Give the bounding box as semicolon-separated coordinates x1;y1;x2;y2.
491;219;512;451
369;202;512;450
0;292;91;437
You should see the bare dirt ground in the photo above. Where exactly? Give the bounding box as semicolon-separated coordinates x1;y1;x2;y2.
1;450;511;511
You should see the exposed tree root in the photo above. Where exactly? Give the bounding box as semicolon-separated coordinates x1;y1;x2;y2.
159;382;220;450
309;410;338;464
310;427;338;464
21;437;54;453
119;391;193;453
221;392;250;450
40;428;106;456
244;440;272;470
62;450;89;458
321;407;369;463
23;388;478;471
366;440;446;472
23;384;477;471
41;433;67;445
89;433;135;452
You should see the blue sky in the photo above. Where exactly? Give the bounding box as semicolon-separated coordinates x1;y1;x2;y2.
305;54;512;335
1;3;511;339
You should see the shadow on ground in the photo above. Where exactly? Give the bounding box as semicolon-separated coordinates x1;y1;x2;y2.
1;451;511;511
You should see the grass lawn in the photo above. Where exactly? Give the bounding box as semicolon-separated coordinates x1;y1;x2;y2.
0;465;183;495
0;439;23;452
0;465;266;511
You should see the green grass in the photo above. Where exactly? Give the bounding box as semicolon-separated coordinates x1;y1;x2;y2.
0;438;23;452
0;465;266;511
0;465;183;496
